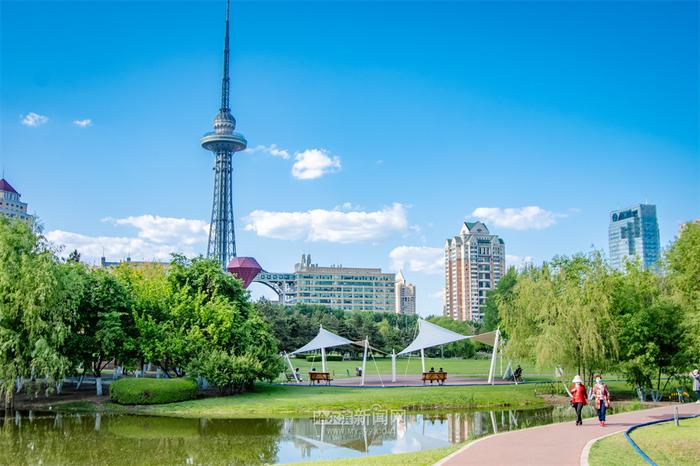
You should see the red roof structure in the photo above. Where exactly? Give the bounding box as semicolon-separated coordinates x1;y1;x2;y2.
0;179;18;194
226;256;262;288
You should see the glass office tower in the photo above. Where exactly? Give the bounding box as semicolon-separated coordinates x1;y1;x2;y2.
608;204;660;270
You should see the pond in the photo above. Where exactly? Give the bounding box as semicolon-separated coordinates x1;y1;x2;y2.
0;406;575;465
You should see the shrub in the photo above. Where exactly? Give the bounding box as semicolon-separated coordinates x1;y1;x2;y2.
193;350;263;395
109;377;197;405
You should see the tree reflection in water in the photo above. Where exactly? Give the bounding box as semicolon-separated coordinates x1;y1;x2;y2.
0;407;557;464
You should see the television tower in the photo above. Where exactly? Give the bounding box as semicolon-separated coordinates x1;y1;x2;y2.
201;0;247;268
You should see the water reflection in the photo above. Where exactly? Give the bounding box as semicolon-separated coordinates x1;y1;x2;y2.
1;407;556;465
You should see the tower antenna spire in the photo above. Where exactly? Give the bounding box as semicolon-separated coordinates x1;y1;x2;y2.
201;0;247;269
220;0;231;112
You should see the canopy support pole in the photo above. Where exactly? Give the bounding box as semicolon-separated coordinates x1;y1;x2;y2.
371;352;384;388
361;337;368;386
500;349;503;377
420;348;426;373
488;328;501;385
318;324;328;373
284;352;300;384
391;350;396;383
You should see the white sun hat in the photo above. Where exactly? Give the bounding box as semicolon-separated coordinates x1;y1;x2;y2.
572;375;583;384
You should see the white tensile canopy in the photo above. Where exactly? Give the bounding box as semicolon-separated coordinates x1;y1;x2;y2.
291;326;354;356
285;325;384;386
398;319;502;384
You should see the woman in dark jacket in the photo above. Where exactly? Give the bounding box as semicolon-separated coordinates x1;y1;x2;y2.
569;375;587;426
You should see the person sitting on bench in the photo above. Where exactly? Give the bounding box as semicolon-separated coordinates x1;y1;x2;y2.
429;367;435;372
513;366;523;383
295;367;303;382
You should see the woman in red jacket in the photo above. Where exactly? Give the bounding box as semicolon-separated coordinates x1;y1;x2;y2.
569;375;587;426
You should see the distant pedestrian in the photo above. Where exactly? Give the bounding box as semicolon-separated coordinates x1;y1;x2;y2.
691;369;700;404
569;375;587;426
591;374;610;427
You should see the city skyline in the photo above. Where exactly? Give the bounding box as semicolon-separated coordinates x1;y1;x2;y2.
1;1;698;316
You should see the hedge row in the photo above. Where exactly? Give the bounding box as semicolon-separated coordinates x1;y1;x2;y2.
109;377;198;405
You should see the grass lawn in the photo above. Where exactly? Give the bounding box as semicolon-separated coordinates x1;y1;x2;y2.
63;383;546;418
289;443;465;466
283;356;543;380
588;416;700;466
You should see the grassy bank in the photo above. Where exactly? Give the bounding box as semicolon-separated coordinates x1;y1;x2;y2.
57;383;545;418
289;444;465;466
588;416;700;466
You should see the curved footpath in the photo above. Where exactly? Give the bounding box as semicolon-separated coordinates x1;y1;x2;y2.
436;403;699;466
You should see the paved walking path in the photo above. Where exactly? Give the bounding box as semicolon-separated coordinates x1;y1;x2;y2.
437;403;700;466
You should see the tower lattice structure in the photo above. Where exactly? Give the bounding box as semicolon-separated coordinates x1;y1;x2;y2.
201;0;247;268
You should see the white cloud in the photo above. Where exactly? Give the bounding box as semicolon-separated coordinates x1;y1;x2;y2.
506;254;534;271
244;203;408;243
292;149;341;180
471;206;561;230
21;112;48;127
73;119;92;128
245;144;290;159
334;202;364;211
389;246;443;275
46;215;209;264
104;215;209;245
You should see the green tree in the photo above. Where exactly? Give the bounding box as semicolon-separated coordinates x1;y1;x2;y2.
67;249;81;263
122;256;283;385
482;267;518;332
666;224;700;360
500;253;618;383
0;219;80;406
69;268;135;395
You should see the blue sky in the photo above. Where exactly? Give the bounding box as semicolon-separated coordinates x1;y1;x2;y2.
1;0;698;315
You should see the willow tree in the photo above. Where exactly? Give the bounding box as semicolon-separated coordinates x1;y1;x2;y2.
0;219;79;407
666;223;700;361
500;254;618;383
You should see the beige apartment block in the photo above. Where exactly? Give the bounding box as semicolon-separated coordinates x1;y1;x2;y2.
444;222;505;321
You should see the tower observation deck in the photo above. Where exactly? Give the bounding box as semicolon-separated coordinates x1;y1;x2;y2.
202;0;247;269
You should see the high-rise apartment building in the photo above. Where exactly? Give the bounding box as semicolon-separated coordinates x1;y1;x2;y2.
608;204;660;270
444;222;505;321
395;270;416;315
0;179;32;223
255;254;396;312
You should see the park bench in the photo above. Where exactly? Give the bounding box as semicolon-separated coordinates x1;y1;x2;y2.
422;372;447;386
309;372;333;386
285;373;302;383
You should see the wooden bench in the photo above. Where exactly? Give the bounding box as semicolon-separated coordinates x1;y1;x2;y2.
422;372;447;386
309;372;333;386
285;373;302;383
